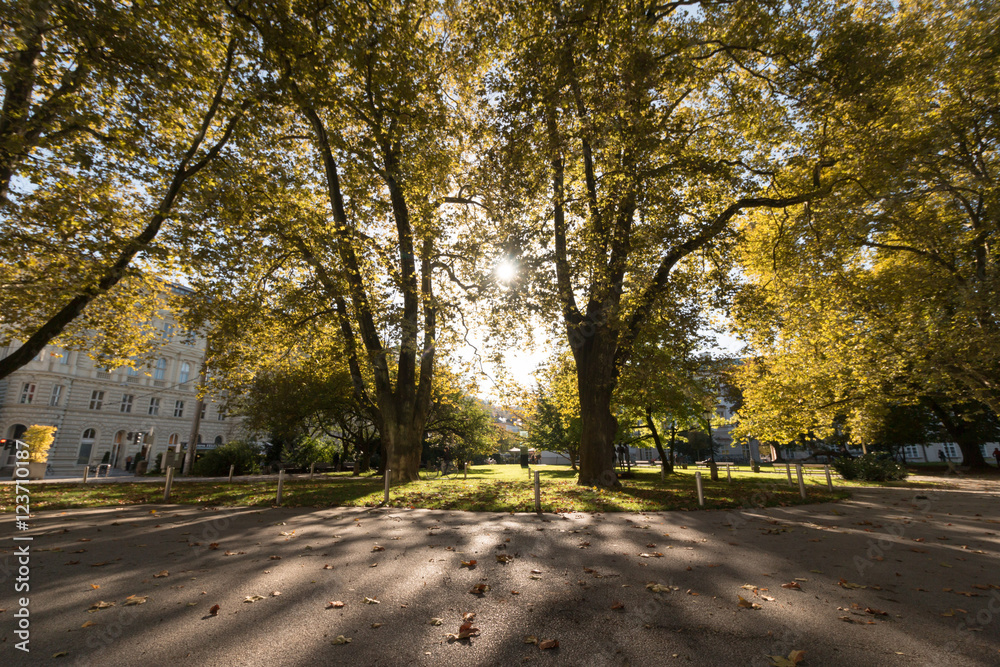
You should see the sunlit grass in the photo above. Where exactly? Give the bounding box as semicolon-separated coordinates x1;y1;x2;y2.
1;465;857;513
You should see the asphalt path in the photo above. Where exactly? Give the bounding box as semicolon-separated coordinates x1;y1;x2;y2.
2;477;999;666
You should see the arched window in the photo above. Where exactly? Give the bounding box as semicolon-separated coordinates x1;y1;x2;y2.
213;435;224;446
179;362;191;384
8;424;27;439
154;358;168;380
168;433;180;451
78;429;96;465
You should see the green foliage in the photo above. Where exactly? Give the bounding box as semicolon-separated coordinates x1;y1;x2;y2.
832;453;907;483
285;437;340;468
192;441;263;477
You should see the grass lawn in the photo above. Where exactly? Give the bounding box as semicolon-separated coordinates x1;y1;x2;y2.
1;465;855;513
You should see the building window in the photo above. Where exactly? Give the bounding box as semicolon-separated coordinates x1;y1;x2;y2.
179;361;191;384
78;428;96;465
904;445;921;460
163;322;174;338
120;394;134;413
174;400;184;418
213;435;224;445
89;390;104;410
49;385;64;406
60;350;70;365
943;442;958;458
200;404;206;419
168;433;180;451
217;408;225;421
148;398;160;416
127;365;140;377
19;383;36;404
154;358;167;380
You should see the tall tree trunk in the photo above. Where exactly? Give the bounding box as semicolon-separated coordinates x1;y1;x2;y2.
646;406;671;475
573;332;619;487
669;420;677;471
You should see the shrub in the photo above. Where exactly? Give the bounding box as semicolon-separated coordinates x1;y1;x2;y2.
832;453;907;482
286;437;340;468
23;425;57;463
192;441;263;477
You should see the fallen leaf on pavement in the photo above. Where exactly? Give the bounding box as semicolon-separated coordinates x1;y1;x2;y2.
154;570;169;578
781;582;801;590
457;621;480;639
524;635;538;644
123;595;147;606
769;649;806;666
496;554;513;564
646;583;672;593
80;621;96;628
430;618;443;625
539;639;559;650
469;583;490;595
243;595;265;603
270;591;281;597
738;596;761;610
372;545;385;552
611;601;625;610
327;601;345;609
461;560;477;568
332;635;351;645
838;579;866;589
364;597;380;604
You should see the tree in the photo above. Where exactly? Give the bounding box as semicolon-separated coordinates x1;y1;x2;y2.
0;0;259;378
731;1;999;468
478;0;859;486
526;351;582;470
189;0;487;483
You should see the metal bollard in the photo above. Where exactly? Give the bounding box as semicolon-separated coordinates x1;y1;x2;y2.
726;465;732;483
825;464;834;492
309;462;315;479
660;467;665;482
163;466;174;503
229;464;235;483
796;463;806;499
384;469;391;504
534;470;541;513
695;471;705;507
276;469;285;505
786;463;793;486
83;466;89;484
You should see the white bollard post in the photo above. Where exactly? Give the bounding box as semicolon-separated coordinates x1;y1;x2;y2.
464;462;468;480
276;469;285;505
786;463;793;486
309;462;315;479
163;466;174;503
796;463;806;499
534;470;541;513
384;469;391;504
726;465;732;483
825;464;834;492
229;464;235;483
660;466;665;482
83;466;89;483
695;471;705;507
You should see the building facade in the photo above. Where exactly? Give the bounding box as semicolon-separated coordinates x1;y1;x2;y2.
0;300;242;476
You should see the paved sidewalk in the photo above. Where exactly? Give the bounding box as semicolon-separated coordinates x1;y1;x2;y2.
2;481;998;666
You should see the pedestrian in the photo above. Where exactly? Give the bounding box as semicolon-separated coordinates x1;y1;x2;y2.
125;455;133;471
993;447;1000;468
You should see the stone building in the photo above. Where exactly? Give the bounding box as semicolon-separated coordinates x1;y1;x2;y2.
0;292;242;476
